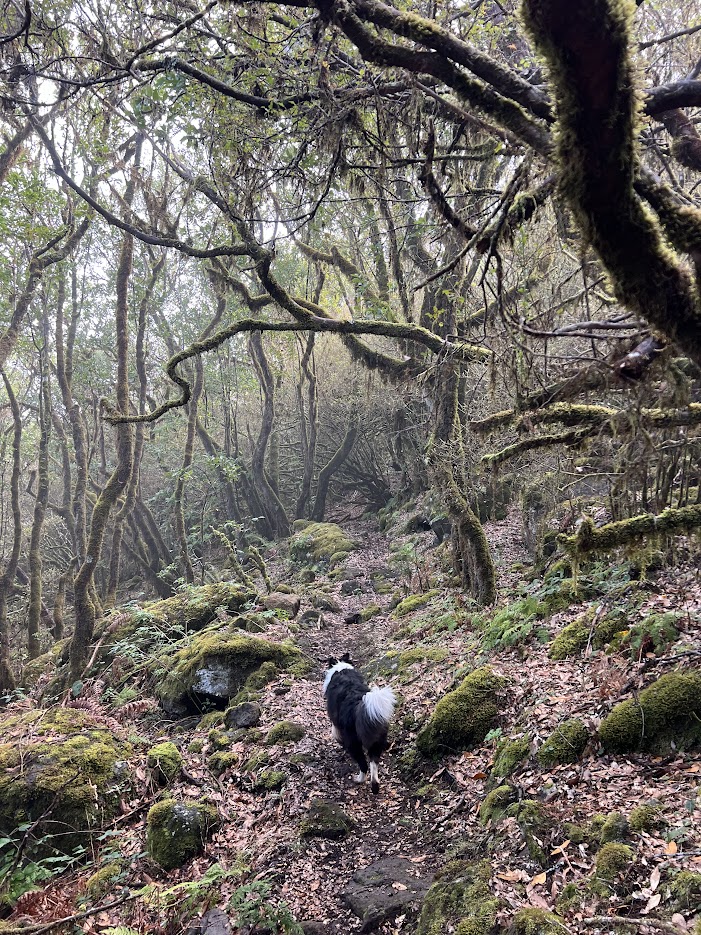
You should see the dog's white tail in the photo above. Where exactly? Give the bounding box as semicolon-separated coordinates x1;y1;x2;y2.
361;685;396;723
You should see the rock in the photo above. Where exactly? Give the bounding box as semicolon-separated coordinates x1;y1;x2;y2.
224;702;261;730
343;611;362;625
300;923;325;935
262;591;301;618
416;859;498;935
146;799;219;870
311;594;341;613
0;706;133;855
536;719;588;767
155;632;302;716
265;721;306;745
340;579;374;596
146;741;182;785
300;799;353;839
187;907;232;934
290;521;358;563
299;609;322;625
342;857;431;932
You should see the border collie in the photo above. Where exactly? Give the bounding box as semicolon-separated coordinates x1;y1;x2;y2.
323;652;396;794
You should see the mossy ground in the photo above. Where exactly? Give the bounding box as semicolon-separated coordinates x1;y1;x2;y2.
393;590;441;618
265;721;306;745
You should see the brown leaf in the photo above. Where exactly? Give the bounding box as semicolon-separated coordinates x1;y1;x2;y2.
531;872;547;886
665;840;678;855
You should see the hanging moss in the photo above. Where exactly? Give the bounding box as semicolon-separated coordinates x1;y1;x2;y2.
536;719;588;767
416;859;499;935
146;799;219;870
146;741;182;785
492;736;530;778
598;671;701;754
416;667;508;757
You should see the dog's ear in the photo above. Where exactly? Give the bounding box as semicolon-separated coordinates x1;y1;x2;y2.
326;656;337;669
340;651;352;664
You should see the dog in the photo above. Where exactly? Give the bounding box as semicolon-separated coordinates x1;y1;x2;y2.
323;652;396;794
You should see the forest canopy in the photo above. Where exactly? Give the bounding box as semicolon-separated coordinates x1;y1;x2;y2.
2;0;701;682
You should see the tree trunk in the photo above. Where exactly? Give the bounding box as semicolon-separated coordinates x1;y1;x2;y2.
0;369;21;691
311;409;359;522
27;346;51;660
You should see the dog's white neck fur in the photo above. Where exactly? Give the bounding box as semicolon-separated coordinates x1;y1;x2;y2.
323;660;353;695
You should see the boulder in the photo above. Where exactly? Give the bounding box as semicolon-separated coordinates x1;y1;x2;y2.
343;857;431;932
146;741;182;784
416;859;499;935
146;799;219;870
299;799;353;839
290;521;357;564
224;701;261;730
262;591;301;618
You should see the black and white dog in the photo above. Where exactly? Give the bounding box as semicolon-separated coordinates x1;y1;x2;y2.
323;652;396;794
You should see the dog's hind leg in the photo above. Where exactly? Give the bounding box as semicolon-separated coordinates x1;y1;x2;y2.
367;739;388;794
346;739;368;784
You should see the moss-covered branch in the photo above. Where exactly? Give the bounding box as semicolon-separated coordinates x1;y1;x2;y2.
482;426;594;468
475;402;701;436
523;0;701;366
561;504;701;557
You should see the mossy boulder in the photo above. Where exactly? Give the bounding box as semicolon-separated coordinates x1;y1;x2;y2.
536;719;588;767
416;859;499;935
599;812;629;843
416;666;508;757
0;706;132;853
265;721;306;745
629;804;663;834
224;701;261;730
208;751;238;775
290;522;357;564
146;742;182;785
510;908;567;935
145;583;256;632
85;861;124;900
154;630;301;716
479;785;515;824
598;671;701;754
251;769;286;792
548;616;589;660
207;728;232;751
594;843;634;881
393;590;440;618
492;736;530;778
670;871;701;909
262;591;301;618
506;800;551;865
300;799;353;839
146;799;219;870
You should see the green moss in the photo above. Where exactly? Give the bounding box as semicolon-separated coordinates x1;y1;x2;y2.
417;667;508;757
265;721;306;745
548;617;588;660
0;707;132;852
243;749;270;772
197;711;224;730
188;740;204;754
208;729;232;751
251;769;286;791
360;604;382;622
155;631;301;713
299;799;353;839
670;871;701;908
599;812;629;843
244;660;280;691
510;908;566;935
556;881;581;913
209;751;238;775
561;822;588;845
416;859;499;935
492;736;530;778
595;843;634;881
588;815;607;842
85;861;123;900
598;672;701;754
536;719;588;767
629;804;663;834
330;550;350;566
479;784;515;824
622;613;680;658
146;799;219;870
507;800;551;865
398;646;449;669
144;583;256;633
290;522;357;563
146;742;182;785
393;590;441;618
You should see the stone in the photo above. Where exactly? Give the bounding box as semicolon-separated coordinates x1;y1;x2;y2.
146;799;219;870
340;579;374;596
262;591;301;618
311;594;341;613
342;857;431;932
300;799;353;839
186;907;232;935
224;702;261;730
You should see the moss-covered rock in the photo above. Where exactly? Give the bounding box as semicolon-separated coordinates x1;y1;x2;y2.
146;799;219;870
599;812;629;843
670;871;701;909
492;736;530;778
224;701;261;730
208;751;238;775
265;721;306;745
561;822;588;846
598;671;701;754
393;590;440;618
416;859;499;935
251;769;286;792
479;784;515;824
145;583;256;633
416;667;508;757
154;630;301;716
510;908;567;935
207;728;232;751
548;616;588;660
506;800;551;865
0;706;132;853
146;742;182;785
536;719;588;767
300;799;353;839
197;711;224;730
629;804;663;834
595;843;634;881
85;861;124;900
290;522;357;564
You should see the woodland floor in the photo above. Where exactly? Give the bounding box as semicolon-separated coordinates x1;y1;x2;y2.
6;505;701;934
